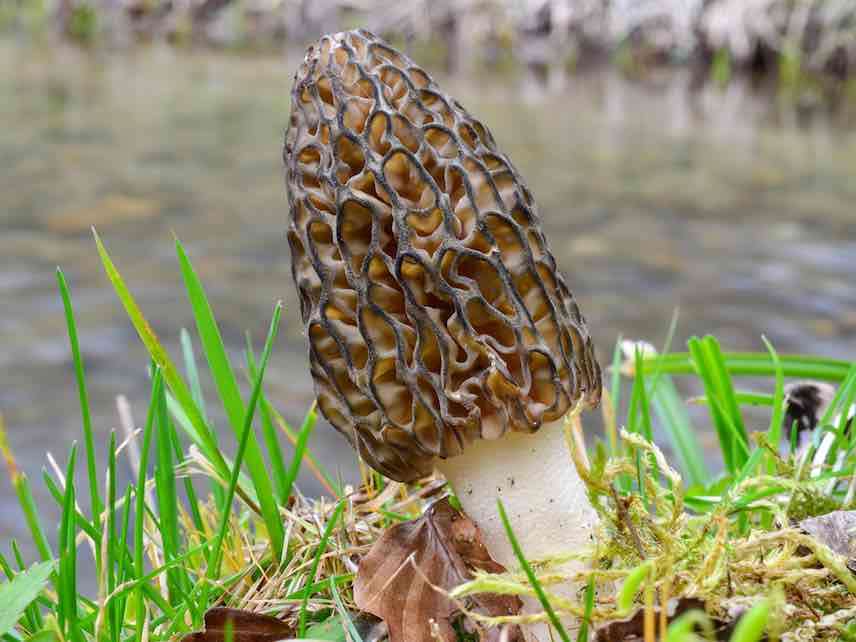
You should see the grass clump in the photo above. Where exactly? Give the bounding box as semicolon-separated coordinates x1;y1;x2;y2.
456;337;856;640
0;232;438;641
3;233;856;641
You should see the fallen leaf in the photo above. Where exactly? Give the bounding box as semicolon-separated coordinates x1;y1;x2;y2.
180;608;292;642
594;598;732;642
354;497;522;642
800;510;856;570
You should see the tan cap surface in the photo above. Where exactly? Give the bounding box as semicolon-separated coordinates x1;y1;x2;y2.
285;30;601;482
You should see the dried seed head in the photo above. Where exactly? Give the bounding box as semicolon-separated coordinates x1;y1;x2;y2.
285;30;601;482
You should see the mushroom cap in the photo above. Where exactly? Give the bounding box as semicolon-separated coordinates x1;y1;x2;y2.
284;30;601;482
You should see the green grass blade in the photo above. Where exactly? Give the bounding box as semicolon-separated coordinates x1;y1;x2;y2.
175;238;284;561
298;499;345;637
106;431;118;642
245;337;289;507
40;473;174;619
284;574;354;601
762;337;785;466
820;364;856;427
56;268;102;533
576;575;596;642
833;377;856;455
703;336;748;446
165;413;208;560
115;483;133;639
258;395;289;506
624;352;648;495
58;444;79;642
608;336;624;456
496;499;570;642
161;396;214;463
633;352;851;382
728;598;769;642
180;329;209;422
329;575;363;642
9;543;25;572
107;539;212;606
617;560;653;613
44;474;175;624
734;392;775;406
691;392;775;407
650;375;707;486
636;351;654;442
266;402;340;498
42;471;96;536
688;337;740;473
93;229;228;481
180;329;224;509
632;338;707;487
1;547;15;579
666;609;713;642
39;470;170;609
135;368;163;642
201;303;282;608
154;378;184;606
281;406;320;520
626;354;642;437
733;449;765;488
164;393;254;495
0;417;52;563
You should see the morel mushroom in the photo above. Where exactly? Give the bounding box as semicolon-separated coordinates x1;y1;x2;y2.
284;30;602;636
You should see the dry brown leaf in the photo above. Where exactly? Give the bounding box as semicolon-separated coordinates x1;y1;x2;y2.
354;497;522;642
180;608;292;642
593;598;738;642
799;510;856;562
594;598;700;641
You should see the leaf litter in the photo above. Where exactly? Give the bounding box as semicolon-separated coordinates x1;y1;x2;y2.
354;498;522;642
177;407;856;642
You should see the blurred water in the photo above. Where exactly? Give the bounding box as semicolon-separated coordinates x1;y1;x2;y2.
2;43;856;554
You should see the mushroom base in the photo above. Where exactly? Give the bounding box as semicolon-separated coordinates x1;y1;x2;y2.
435;418;597;641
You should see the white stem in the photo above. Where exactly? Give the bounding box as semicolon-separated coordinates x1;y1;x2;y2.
435;418;597;641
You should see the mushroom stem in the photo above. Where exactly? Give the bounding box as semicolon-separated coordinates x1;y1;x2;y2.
435;417;597;641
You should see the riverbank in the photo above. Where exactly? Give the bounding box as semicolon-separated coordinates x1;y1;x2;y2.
3;0;856;87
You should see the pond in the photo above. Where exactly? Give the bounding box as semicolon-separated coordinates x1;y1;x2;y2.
2;42;856;554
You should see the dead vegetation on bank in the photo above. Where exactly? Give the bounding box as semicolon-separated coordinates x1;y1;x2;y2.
4;0;856;81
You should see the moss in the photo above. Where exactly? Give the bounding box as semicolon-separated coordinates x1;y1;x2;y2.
787;487;842;522
455;423;856;639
